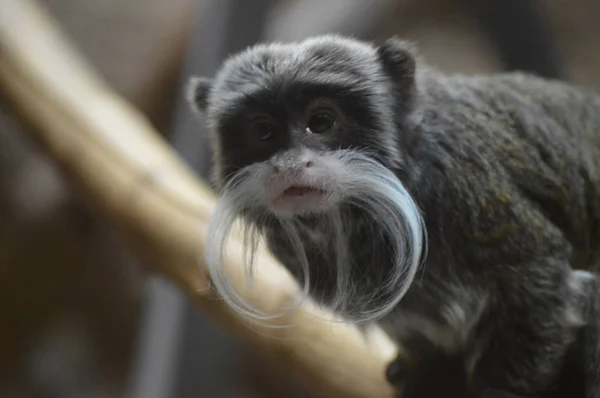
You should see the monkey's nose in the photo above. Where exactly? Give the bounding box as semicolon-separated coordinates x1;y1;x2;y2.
272;160;314;173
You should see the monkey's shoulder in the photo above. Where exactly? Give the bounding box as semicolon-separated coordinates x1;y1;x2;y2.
411;75;600;265
426;72;599;137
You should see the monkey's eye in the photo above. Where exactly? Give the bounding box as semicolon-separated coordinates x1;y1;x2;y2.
307;111;335;134
250;118;276;141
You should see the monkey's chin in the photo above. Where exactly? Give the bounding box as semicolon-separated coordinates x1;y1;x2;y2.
269;186;338;216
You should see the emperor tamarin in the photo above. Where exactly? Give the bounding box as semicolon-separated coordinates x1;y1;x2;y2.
186;35;600;398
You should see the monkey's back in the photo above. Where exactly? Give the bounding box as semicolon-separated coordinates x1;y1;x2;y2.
412;72;600;273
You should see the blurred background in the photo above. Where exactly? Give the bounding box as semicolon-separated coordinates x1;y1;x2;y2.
0;0;599;397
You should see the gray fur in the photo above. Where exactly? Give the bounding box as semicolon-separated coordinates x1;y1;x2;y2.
187;35;600;397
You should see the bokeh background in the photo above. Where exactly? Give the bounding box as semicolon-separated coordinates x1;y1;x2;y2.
1;1;599;397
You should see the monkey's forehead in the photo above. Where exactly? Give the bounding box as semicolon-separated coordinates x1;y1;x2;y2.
219;35;378;75
206;35;387;114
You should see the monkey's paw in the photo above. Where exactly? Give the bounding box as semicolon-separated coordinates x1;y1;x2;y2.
385;350;470;398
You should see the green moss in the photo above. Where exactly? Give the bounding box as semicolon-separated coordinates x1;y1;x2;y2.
498;192;512;204
474;223;518;243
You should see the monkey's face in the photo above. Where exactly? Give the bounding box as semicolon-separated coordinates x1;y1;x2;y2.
188;35;414;217
188;35;424;323
210;94;361;216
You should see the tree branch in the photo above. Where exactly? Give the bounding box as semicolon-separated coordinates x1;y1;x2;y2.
0;0;397;397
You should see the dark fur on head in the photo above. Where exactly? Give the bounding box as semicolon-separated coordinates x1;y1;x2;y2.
187;35;419;189
188;34;600;397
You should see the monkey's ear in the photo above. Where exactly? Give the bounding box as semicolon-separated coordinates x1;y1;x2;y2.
186;76;213;113
376;37;416;79
376;37;417;111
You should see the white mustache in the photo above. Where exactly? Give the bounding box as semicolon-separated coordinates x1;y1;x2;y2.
204;149;426;325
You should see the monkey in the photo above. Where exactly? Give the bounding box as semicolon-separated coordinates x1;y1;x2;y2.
185;35;600;397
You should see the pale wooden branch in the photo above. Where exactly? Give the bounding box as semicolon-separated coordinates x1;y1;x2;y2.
0;0;398;397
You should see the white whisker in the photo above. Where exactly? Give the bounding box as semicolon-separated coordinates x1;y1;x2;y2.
204;149;427;327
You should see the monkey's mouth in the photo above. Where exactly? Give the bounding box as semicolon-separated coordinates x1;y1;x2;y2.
281;185;326;197
270;184;335;215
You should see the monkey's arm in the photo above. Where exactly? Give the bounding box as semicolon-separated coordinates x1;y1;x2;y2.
387;258;597;398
